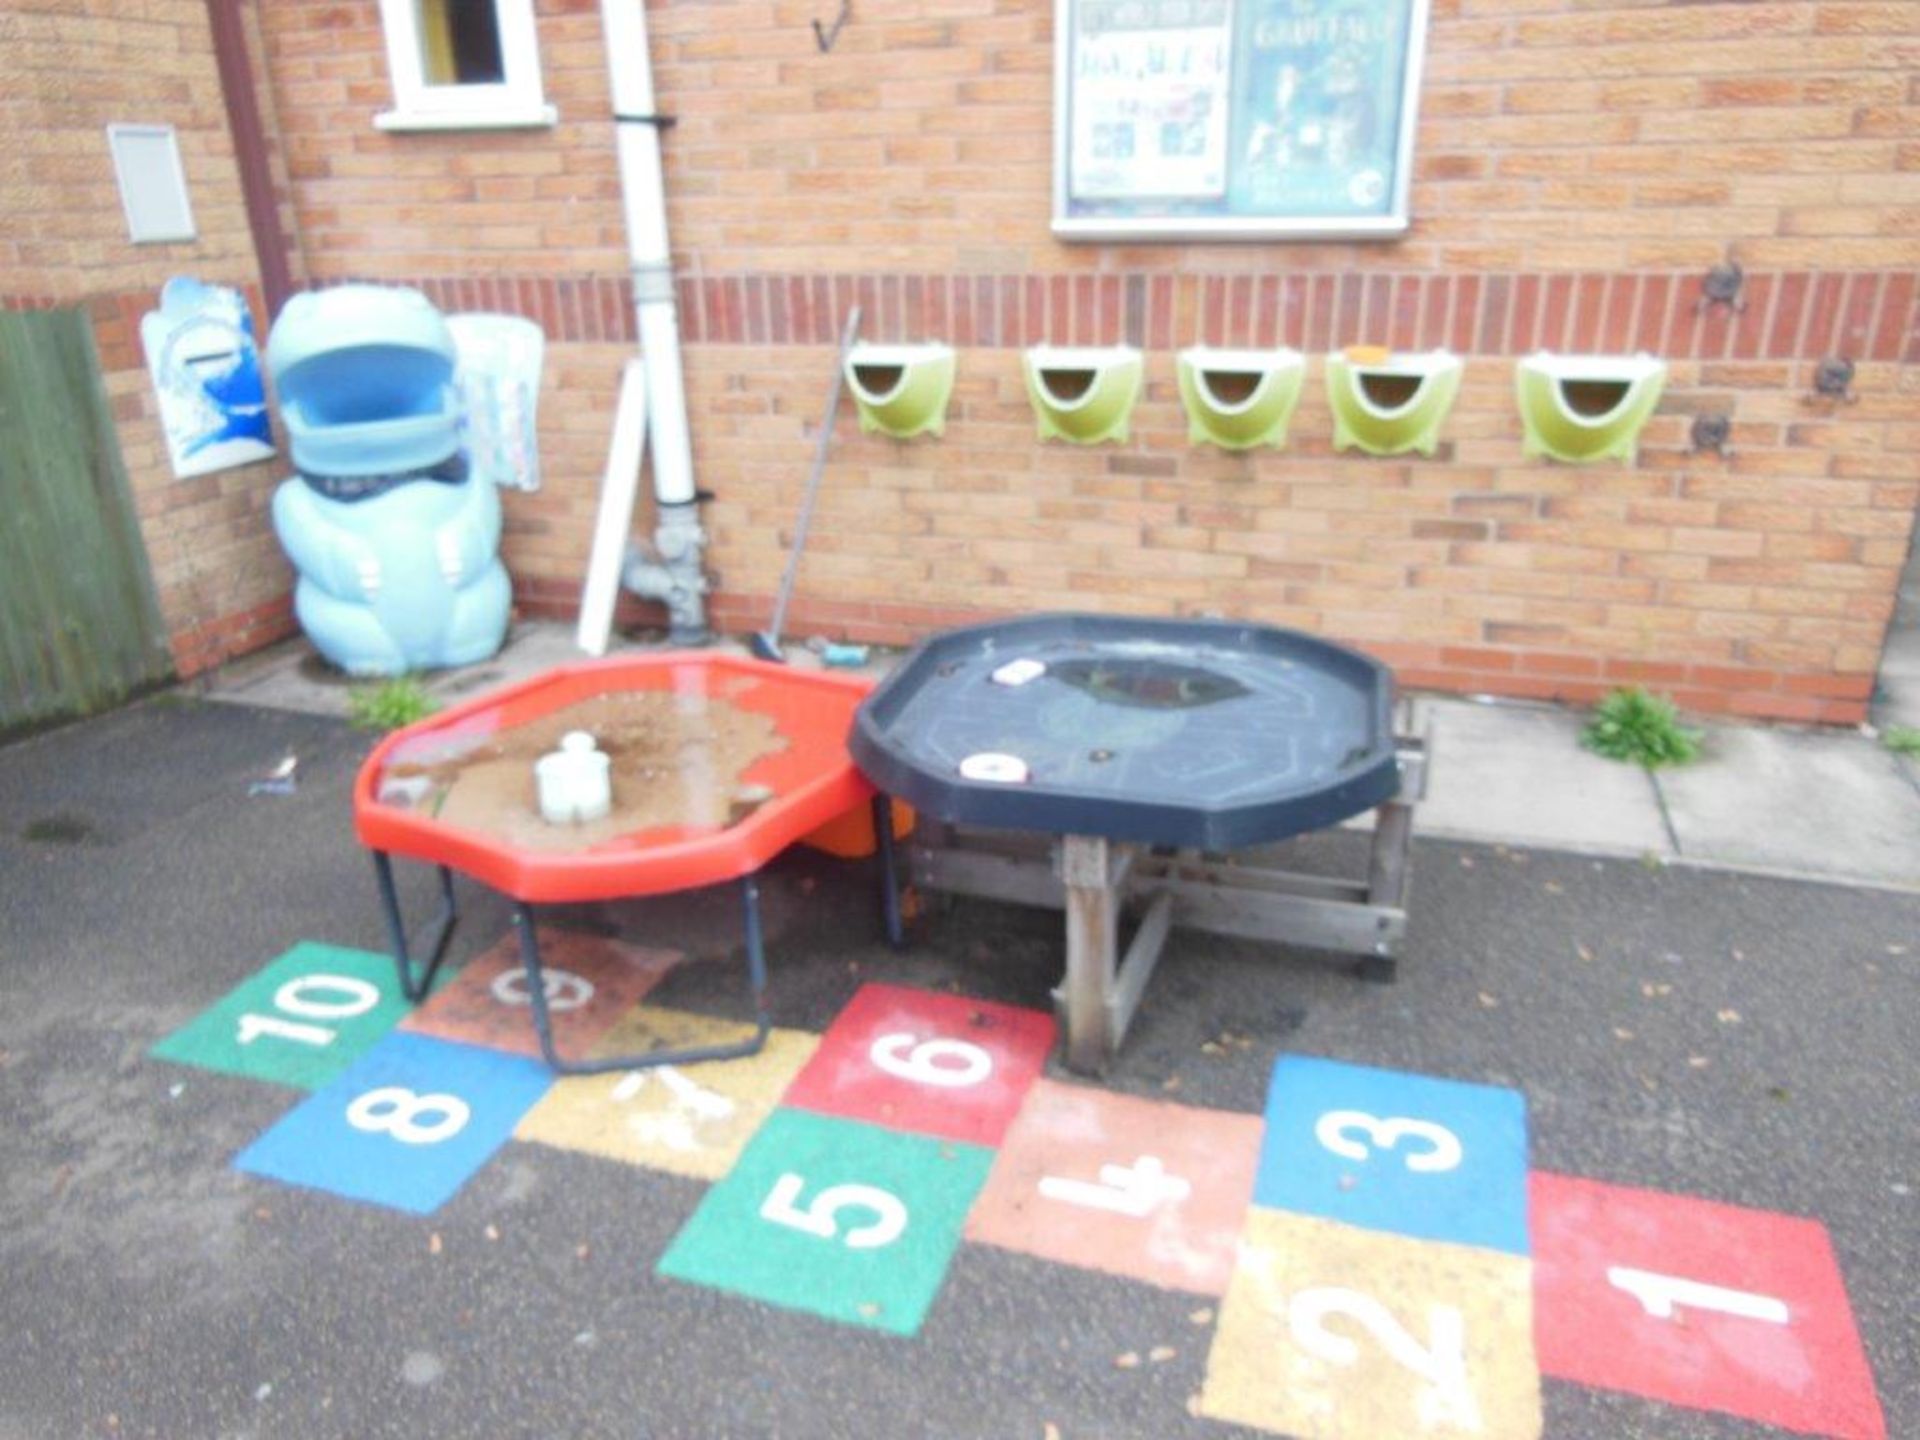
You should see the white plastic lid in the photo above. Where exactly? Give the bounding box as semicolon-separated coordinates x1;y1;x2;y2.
559;730;598;754
959;752;1029;784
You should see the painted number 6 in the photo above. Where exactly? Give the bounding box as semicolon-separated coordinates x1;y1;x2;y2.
1290;1287;1482;1433
346;1086;470;1146
869;1033;992;1089
760;1174;908;1250
1315;1110;1464;1174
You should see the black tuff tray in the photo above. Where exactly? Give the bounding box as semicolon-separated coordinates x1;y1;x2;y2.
850;613;1400;851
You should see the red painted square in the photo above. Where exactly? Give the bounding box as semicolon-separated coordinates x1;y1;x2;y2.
781;983;1055;1147
965;1080;1262;1296
1532;1172;1886;1440
400;928;678;1061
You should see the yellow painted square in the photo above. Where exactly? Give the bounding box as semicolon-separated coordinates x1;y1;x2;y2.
1200;1209;1542;1440
513;1007;818;1181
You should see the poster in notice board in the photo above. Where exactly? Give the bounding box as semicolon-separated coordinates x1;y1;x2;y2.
1054;0;1430;241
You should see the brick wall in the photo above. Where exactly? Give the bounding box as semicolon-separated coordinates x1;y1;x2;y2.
221;3;1920;716
1;0;298;676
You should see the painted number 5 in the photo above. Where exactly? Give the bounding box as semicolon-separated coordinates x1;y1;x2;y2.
1290;1287;1482;1433
1316;1110;1464;1174
760;1174;907;1250
869;1033;992;1089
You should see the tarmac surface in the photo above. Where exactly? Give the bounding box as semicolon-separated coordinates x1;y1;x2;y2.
1;695;1915;1440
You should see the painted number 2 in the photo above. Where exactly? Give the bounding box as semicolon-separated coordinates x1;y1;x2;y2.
236;974;380;1050
1290;1287;1482;1432
869;1033;992;1089
346;1086;470;1146
1315;1110;1464;1174
760;1174;907;1250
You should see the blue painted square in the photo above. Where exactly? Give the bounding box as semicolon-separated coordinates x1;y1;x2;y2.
235;1031;551;1215
1253;1054;1529;1256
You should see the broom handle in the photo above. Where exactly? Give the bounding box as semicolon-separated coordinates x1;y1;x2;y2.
766;305;862;651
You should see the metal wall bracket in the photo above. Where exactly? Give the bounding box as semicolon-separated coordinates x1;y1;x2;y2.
1695;259;1745;315
1689;413;1733;457
813;0;850;51
1810;356;1858;405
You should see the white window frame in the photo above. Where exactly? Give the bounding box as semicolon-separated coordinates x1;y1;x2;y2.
374;0;557;132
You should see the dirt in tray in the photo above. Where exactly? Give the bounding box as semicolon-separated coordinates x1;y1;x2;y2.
386;691;790;853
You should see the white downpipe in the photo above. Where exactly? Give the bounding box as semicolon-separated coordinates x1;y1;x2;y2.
577;0;707;652
601;0;693;506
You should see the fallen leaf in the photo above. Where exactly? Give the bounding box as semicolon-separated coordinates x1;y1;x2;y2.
1477;992;1499;1009
1149;1346;1177;1363
1160;1076;1183;1093
1688;1056;1709;1069
575;1243;591;1260
428;1233;442;1255
1459;857;1475;869
1188;1307;1215;1326
1886;944;1907;956
484;1224;500;1241
1543;881;1564;894
1186;1394;1205;1417
1044;1425;1062;1440
857;1302;881;1318
1114;1351;1141;1369
1576;943;1596;963
1613;1028;1635;1041
1717;1009;1741;1025
1199;1041;1226;1056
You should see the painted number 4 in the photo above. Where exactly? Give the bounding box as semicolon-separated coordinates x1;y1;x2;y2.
1291;1287;1483;1433
760;1174;907;1250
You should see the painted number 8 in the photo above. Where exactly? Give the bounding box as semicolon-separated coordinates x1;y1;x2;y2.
1315;1110;1464;1174
869;1033;992;1089
346;1086;470;1146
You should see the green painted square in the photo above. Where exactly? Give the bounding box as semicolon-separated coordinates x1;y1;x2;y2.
150;942;420;1090
657;1108;993;1336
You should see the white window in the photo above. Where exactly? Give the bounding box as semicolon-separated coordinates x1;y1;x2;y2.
375;0;556;132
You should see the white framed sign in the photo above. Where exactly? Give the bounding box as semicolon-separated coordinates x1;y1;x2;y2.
1053;0;1430;241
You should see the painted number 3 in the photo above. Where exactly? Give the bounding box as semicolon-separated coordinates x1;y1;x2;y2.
760;1174;907;1250
346;1086;470;1146
869;1033;992;1089
1315;1110;1464;1174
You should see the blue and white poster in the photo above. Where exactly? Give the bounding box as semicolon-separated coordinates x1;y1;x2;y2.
139;277;275;479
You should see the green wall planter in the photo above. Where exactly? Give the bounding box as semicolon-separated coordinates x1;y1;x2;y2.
1023;345;1143;445
1176;346;1305;451
1516;352;1667;465
1325;349;1463;457
845;342;956;439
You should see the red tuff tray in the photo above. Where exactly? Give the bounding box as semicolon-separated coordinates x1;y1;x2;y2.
354;654;876;904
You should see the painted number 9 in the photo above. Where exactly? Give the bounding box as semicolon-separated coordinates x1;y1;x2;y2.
1315;1110;1464;1174
490;967;595;1013
346;1086;470;1146
760;1173;907;1250
869;1033;992;1089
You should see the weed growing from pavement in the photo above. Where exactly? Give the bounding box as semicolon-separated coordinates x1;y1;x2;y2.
1884;726;1920;758
347;676;438;731
1581;688;1702;770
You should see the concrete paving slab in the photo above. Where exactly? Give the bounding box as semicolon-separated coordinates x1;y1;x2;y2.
1657;725;1920;889
1414;699;1673;857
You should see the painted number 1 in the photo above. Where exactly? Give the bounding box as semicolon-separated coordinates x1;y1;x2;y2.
1290;1287;1483;1433
760;1174;907;1250
1608;1266;1790;1326
869;1033;992;1089
1315;1110;1464;1174
236;974;380;1050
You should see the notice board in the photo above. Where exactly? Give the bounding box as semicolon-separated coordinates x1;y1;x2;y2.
1053;0;1429;241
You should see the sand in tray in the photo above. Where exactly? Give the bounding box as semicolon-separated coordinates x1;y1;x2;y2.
389;691;791;853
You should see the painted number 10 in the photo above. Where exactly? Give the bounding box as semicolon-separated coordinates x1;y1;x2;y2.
236;974;380;1050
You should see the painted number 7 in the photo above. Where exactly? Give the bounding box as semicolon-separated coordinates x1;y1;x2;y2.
1315;1110;1464;1174
760;1174;908;1250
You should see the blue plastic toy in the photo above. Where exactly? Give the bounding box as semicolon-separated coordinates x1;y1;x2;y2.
265;285;510;675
